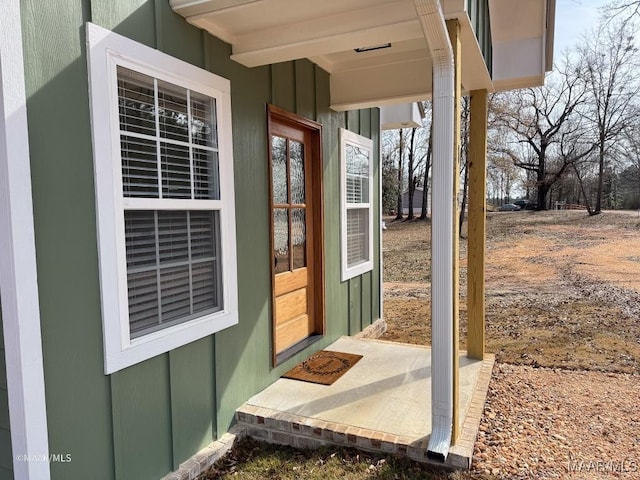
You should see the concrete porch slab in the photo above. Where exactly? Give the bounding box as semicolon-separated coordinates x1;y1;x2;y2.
236;336;495;469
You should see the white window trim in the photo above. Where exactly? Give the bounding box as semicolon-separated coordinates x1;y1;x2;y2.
340;128;374;281
0;1;51;478
86;22;238;374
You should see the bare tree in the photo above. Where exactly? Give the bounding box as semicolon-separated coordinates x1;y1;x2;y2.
605;0;640;21
491;58;590;210
577;19;640;214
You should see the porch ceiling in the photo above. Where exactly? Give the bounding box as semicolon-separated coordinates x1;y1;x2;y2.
169;0;494;111
169;0;555;110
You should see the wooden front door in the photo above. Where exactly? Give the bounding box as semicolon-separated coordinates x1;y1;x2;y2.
268;105;324;364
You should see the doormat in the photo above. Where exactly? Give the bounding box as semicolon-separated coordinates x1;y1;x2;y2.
282;350;363;385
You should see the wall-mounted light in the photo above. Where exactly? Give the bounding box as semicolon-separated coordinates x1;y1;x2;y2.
354;43;392;53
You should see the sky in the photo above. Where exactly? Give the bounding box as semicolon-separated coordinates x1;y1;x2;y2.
553;0;613;58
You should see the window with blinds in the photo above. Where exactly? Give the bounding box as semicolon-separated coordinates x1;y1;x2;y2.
117;66;223;338
87;21;238;373
340;128;374;281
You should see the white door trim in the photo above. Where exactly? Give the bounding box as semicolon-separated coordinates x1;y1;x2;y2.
0;0;51;478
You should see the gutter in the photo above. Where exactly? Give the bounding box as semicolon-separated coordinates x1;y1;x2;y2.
412;0;455;461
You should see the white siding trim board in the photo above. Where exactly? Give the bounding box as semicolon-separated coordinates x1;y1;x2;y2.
0;0;51;478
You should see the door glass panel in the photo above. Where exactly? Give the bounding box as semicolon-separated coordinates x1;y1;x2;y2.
273;208;289;273
272;136;288;204
292;208;306;269
290;140;305;204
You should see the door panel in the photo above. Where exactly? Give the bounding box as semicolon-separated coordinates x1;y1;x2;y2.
268;106;324;362
274;269;307;297
275;288;308;324
274;315;311;353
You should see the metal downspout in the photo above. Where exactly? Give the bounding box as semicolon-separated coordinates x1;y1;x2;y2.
412;0;455;461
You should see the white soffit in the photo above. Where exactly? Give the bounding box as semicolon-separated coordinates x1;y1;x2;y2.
489;0;555;91
170;0;493;110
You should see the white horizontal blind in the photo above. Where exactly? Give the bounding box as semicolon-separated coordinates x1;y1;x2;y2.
346;208;368;266
117;66;223;338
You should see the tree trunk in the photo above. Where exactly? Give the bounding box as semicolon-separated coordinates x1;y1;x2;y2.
573;163;594;215
419;124;433;220
537;183;548;211
594;140;605;215
406;128;417;220
536;156;547;210
395;129;404;220
459;159;469;237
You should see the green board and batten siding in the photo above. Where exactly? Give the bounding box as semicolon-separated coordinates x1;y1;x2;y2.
18;0;380;478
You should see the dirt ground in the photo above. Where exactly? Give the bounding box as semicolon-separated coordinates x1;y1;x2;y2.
382;210;640;373
382;210;640;478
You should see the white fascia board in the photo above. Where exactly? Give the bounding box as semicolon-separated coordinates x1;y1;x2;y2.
493;74;545;92
492;37;545;88
0;0;51;479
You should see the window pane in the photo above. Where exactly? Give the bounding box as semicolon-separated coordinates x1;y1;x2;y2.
271;136;288;204
158;211;189;264
194;149;220;200
160;265;191;322
347;208;369;267
290;140;305;204
125;210;156;268
161;142;191;198
118;67;156;137
273;208;289;274
192;261;218;314
125;209;223;338
121;135;158;198
158;80;189;143
346;143;370;203
191;211;222;315
292;208;306;270
191;93;217;148
190;211;216;259
128;270;160;336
